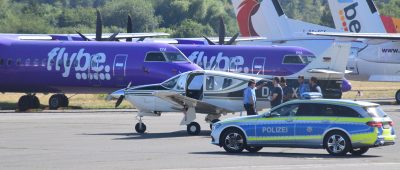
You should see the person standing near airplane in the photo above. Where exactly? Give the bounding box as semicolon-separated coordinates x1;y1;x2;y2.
243;79;265;115
310;77;322;94
280;77;292;103
296;75;310;99
270;77;283;108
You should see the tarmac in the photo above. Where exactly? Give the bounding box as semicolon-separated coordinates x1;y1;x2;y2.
0;104;399;170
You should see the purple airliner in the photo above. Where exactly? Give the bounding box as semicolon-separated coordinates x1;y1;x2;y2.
0;38;201;111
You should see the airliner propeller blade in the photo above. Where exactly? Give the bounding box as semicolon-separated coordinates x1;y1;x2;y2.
127;15;133;42
203;36;216;45
76;31;92;41
219;17;226;45
226;33;239;45
96;10;103;41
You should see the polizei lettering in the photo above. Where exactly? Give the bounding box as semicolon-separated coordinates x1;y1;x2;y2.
188;51;249;73
262;127;288;134
339;1;361;32
47;47;111;80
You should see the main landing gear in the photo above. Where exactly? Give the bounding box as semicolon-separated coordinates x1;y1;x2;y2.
49;94;69;110
18;94;40;111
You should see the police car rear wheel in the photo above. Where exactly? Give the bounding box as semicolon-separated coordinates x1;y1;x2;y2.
245;146;263;153
324;131;351;156
351;147;369;156
222;129;245;153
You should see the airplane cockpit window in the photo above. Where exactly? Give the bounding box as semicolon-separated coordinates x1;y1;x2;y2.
162;76;179;89
161;73;188;91
283;55;305;64
301;55;316;64
164;52;190;62
206;75;243;91
145;52;166;62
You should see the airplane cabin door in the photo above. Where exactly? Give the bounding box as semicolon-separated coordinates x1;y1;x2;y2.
252;57;266;75
186;73;204;100
113;54;128;86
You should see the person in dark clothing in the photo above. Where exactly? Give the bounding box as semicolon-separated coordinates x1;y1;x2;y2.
270;77;283;108
280;77;293;103
309;76;322;94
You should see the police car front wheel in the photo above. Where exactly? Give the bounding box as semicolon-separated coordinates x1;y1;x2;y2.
221;128;245;153
324;131;351;156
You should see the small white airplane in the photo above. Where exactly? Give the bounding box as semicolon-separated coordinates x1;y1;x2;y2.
111;70;272;135
231;0;400;103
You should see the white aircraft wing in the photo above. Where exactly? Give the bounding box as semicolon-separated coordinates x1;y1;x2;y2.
308;32;400;44
153;91;234;114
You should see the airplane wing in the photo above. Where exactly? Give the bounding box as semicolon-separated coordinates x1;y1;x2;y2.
308;32;400;44
153;91;234;115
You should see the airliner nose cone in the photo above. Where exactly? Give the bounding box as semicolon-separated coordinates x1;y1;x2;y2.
110;89;125;99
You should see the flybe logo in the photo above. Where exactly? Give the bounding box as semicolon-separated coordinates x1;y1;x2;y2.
338;1;361;32
188;51;250;73
47;47;112;80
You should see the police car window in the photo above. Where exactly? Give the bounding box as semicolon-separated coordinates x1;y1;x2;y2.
205;76;241;91
283;55;305;64
164;52;189;62
145;52;166;62
271;104;299;117
365;106;387;118
333;105;360;117
295;103;315;116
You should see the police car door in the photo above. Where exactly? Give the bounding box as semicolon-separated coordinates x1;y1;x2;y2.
255;104;298;146
294;103;337;147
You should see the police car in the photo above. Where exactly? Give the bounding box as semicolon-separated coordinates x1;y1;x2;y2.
211;94;396;156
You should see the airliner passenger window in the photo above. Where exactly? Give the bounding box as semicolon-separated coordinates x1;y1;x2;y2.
145;52;166;62
0;58;3;65
16;58;21;66
7;59;12;66
164;52;189;62
283;55;304;64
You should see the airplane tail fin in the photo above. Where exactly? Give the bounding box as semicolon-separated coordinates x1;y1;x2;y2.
328;0;386;33
299;43;351;79
231;0;293;39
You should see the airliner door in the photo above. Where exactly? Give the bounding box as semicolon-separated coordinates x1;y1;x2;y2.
186;73;204;100
347;48;359;75
113;54;128;86
252;57;266;75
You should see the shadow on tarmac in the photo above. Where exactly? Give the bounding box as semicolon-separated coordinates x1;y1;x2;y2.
189;151;381;159
82;130;211;140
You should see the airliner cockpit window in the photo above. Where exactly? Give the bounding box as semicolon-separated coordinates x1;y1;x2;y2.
145;52;166;62
283;55;305;64
301;55;316;64
164;52;189;62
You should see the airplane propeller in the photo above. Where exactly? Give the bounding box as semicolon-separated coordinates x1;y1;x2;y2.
203;17;240;45
76;10;120;42
115;82;132;108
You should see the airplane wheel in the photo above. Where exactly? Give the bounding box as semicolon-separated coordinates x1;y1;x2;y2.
396;90;400;104
135;123;147;134
18;95;31;111
187;122;201;135
49;94;68;110
210;119;220;130
31;95;40;109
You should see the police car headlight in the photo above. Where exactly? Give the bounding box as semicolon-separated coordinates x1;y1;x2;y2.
213;123;222;130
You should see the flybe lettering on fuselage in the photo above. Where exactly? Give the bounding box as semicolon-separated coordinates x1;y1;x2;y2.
47;48;111;80
338;1;361;32
188;51;250;73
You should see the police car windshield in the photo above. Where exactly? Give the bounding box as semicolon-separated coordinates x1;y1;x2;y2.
365;106;387;118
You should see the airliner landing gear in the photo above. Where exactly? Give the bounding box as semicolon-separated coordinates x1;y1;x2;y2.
135;117;146;134
18;94;40;111
187;122;201;135
49;94;69;110
396;90;400;104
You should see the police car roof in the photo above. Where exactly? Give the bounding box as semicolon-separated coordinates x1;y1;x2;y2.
286;99;379;107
